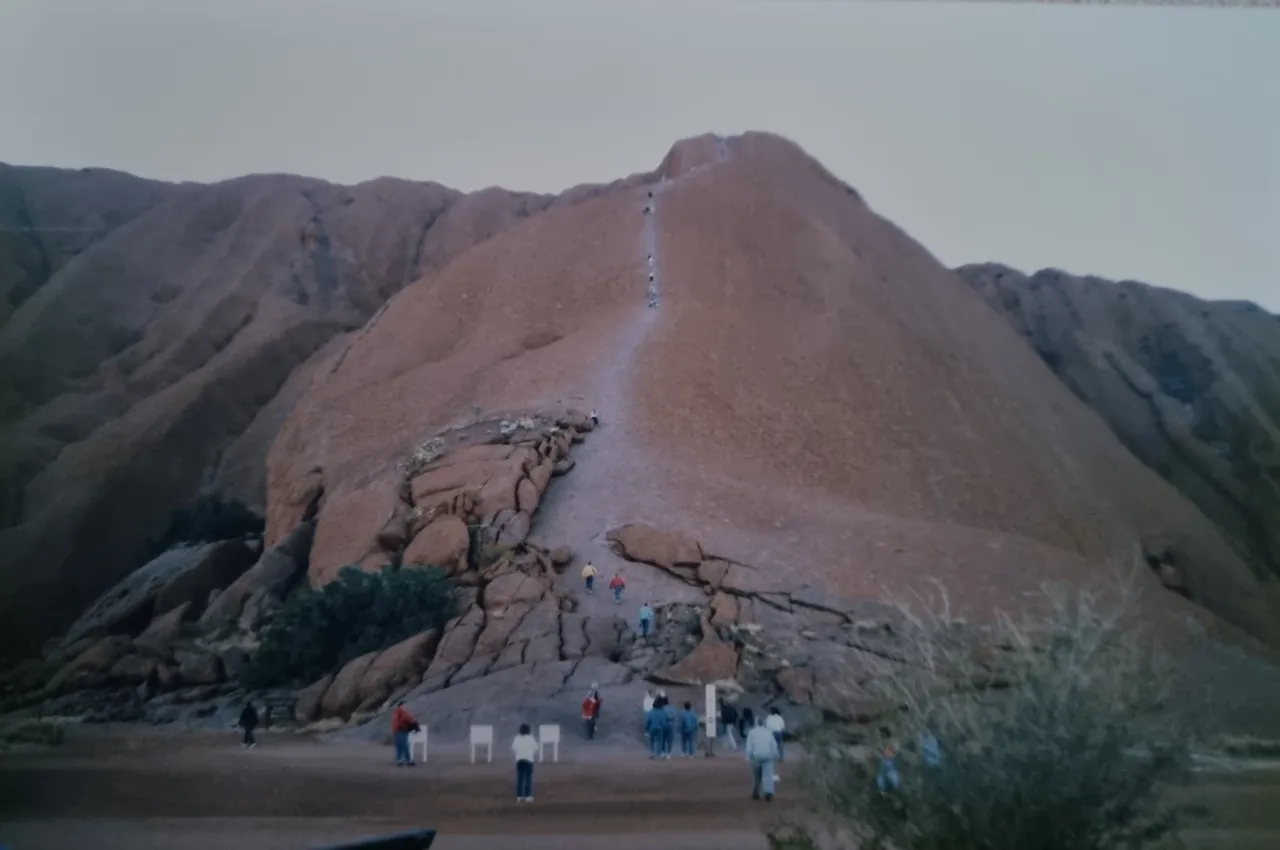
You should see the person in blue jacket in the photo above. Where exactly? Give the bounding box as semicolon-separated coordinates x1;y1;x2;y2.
644;704;667;759
661;699;677;758
679;701;700;757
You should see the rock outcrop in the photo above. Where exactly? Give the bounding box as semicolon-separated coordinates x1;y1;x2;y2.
0;165;576;653
959;263;1280;588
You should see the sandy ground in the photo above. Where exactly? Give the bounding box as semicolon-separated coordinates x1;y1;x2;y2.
3;727;1278;850
0;728;786;850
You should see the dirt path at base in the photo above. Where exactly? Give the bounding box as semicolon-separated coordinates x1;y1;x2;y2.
0;731;789;849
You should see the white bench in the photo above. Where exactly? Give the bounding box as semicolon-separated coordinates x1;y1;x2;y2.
408;728;428;763
469;724;494;763
538;724;561;762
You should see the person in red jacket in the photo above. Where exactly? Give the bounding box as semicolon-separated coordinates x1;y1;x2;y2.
391;701;419;767
608;573;626;605
582;685;603;740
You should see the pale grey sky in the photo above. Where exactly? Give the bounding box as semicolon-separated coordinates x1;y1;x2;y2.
1;0;1275;308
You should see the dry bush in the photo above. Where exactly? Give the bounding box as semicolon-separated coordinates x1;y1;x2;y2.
799;580;1194;850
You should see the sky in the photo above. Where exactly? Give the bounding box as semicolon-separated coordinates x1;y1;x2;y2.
1;0;1276;309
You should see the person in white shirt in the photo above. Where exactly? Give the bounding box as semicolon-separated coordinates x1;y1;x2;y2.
765;707;787;762
642;690;655;744
512;724;539;802
744;717;781;801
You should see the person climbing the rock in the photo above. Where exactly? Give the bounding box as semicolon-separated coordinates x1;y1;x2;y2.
765;707;787;762
638;601;654;638
745;716;780;801
581;561;598;594
679;701;700;757
720;699;740;750
238;700;259;749
582;689;602;740
513;723;539;802
390;700;419;767
876;742;900;793
609;572;626;604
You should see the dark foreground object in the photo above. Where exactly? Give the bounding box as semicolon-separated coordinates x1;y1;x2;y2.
316;829;436;850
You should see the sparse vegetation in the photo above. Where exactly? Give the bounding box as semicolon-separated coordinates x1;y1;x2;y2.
243;565;456;688
1;720;66;748
144;493;264;559
798;582;1194;850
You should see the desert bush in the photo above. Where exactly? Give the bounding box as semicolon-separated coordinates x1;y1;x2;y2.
799;582;1193;850
145;493;264;558
243;565;456;688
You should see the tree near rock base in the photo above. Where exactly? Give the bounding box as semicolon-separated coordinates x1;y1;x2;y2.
795;581;1194;850
243;565;455;689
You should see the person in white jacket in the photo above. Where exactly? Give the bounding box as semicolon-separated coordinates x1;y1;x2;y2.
744;717;780;801
512;724;539;802
765;707;787;762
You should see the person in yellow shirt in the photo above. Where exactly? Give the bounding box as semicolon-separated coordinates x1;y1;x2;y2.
581;562;598;594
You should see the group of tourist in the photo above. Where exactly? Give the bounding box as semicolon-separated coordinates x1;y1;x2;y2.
640;689;702;758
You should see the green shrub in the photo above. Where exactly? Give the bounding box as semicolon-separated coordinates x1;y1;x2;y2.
145;493;264;559
800;583;1193;850
243;565;456;688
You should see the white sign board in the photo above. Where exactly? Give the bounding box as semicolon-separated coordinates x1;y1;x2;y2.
705;683;717;733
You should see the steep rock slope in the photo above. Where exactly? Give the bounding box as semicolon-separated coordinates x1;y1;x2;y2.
270;132;1280;648
0;167;559;652
958;263;1280;582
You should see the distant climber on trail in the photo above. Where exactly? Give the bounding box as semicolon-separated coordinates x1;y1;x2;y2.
609;572;626;604
638;601;654;638
390;700;419;767
589;408;599;427
581;562;598;594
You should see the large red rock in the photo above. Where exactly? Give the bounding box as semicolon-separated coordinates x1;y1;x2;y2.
402;515;470;575
607;524;703;571
321;650;380;719
356;630;441;709
0;165;562;653
651;637;740;686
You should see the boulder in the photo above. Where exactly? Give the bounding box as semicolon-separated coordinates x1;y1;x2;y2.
402;515;470;575
483;571;549;614
174;650;224;685
218;647;250;680
775;666;816;705
152;540;258;617
236;587;279;633
551;457;575;476
549;547;573;567
109;654;160;684
527;459;554;496
321;650;381;719
494;511;531;548
133;601;190;656
650;637;739;686
295;674;334;724
709;592;739;628
607;524;703;570
515;477;540;514
45;635;134;694
197;523;313;632
63;541;253;644
355;630;440;709
422;607;485;680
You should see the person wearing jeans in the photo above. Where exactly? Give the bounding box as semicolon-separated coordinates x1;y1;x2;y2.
512;724;538;802
744;717;780;801
765;707;786;762
638;602;654;638
390;701;419;766
679;702;699;757
645;705;667;759
609;573;626;604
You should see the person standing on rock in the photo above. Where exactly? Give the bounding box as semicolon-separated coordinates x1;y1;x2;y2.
582;562;598;595
390;700;419;767
238;701;259;749
638;602;654;638
609;573;626;605
745;716;781;801
513;723;539;802
765;707;787;762
679;701;700;757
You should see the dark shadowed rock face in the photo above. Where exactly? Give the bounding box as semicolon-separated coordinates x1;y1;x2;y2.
0;163;569;654
958;263;1280;582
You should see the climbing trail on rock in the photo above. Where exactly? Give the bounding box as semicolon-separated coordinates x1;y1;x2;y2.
530;137;733;618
